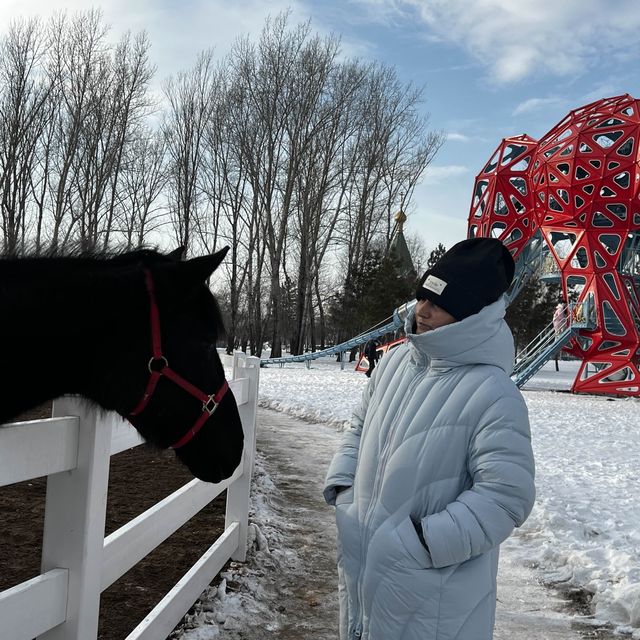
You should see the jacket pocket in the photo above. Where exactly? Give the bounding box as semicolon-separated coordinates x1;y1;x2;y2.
395;516;434;568
335;486;355;506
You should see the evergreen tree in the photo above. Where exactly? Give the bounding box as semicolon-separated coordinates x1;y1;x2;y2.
328;249;416;345
360;255;416;329
506;276;560;354
426;243;447;270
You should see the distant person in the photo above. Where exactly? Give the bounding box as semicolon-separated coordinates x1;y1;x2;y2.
553;298;568;336
363;339;379;378
324;237;535;640
552;298;568;371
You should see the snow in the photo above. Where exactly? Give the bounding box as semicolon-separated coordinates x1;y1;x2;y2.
259;357;640;637
176;355;640;638
258;359;368;428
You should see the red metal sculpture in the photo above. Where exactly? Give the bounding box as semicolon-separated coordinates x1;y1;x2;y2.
468;94;640;396
468;134;538;258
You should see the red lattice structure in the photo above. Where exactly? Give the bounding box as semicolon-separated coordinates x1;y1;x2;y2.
468;94;640;396
532;94;640;395
468;134;538;259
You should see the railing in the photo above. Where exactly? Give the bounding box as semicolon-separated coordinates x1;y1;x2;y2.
0;352;260;640
506;231;547;305
512;299;594;387
260;300;416;368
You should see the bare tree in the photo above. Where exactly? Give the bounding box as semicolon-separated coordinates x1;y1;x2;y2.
200;73;253;353
69;28;154;250
230;16;318;357
0;10;157;253
99;31;155;249
117;128;168;248
186;13;443;355
289;57;366;353
0;17;51;252
163;50;216;252
339;63;444;285
44;10;110;249
405;230;430;277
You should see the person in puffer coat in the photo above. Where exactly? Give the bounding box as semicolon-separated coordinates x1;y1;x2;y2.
324;237;535;640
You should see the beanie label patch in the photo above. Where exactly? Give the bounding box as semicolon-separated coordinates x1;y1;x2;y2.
422;275;447;295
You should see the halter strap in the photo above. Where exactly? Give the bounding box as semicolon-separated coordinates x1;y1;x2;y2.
129;268;229;449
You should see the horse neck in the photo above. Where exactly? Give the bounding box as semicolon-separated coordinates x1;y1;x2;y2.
0;259;144;422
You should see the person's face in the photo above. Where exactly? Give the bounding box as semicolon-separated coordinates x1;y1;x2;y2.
414;298;457;334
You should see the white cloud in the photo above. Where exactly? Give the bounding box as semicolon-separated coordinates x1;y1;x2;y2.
1;0;308;79
355;0;640;84
446;132;471;142
512;97;566;116
422;164;469;184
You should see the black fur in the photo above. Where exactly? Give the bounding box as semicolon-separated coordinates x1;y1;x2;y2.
0;246;243;483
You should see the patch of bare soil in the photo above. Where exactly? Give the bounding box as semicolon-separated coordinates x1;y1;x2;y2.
557;586;620;639
0;402;226;640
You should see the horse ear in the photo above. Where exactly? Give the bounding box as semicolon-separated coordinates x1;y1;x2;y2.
154;247;229;301
167;246;186;261
181;247;229;284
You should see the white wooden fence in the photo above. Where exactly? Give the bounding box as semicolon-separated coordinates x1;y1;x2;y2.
0;352;260;640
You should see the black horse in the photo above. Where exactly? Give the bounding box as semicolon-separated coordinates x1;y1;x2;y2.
0;246;243;483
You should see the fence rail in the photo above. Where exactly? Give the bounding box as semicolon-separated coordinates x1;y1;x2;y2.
0;352;260;640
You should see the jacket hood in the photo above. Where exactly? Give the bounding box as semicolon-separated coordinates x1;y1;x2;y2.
404;295;515;374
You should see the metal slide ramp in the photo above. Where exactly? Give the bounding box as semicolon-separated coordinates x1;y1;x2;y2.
260;301;416;368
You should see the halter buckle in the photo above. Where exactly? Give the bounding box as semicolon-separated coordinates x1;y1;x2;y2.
203;395;219;415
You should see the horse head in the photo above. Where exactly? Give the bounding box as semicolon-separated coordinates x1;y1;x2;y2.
1;246;243;483
110;247;244;483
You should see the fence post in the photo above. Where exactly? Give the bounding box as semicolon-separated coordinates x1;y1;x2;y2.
225;353;260;562
39;397;113;640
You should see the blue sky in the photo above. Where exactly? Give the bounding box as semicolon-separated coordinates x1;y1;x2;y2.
4;0;640;251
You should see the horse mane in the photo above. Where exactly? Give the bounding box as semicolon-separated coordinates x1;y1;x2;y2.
0;244;226;338
1;242;166;261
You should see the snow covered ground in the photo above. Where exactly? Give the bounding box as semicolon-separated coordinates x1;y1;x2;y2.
256;357;640;638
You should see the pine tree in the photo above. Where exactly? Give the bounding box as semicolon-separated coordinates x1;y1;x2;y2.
506;277;560;353
426;243;447;270
328;250;416;345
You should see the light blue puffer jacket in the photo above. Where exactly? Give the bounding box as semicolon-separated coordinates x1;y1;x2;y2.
324;296;535;640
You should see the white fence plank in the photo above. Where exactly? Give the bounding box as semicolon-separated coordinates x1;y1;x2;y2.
101;465;242;590
110;416;145;455
0;417;79;486
0;569;68;640
39;398;113;640
228;376;248;405
225;355;260;561
125;522;240;640
0;351;259;640
219;352;234;370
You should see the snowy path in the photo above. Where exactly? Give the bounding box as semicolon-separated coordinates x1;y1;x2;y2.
177;407;615;639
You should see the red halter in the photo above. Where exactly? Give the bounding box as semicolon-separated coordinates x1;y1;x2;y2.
128;268;229;449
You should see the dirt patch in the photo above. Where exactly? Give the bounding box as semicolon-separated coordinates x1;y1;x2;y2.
553;585;619;639
0;402;227;640
558;585;595;617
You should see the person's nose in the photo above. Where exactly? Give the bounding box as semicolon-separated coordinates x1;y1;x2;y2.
418;300;431;317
